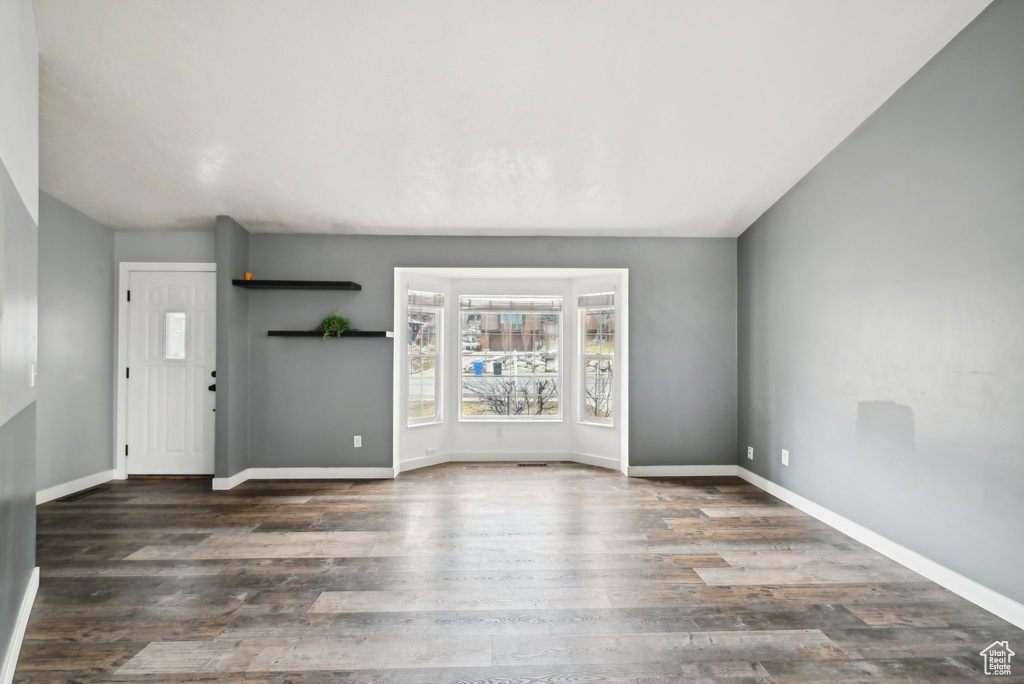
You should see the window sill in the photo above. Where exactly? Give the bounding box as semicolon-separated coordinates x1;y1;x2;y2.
457;417;563;424
579;419;615;428
407;419;443;429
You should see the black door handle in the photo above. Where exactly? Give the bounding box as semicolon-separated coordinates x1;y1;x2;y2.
211;370;216;378
208;383;216;391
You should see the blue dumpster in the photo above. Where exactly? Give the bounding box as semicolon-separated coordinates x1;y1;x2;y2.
473;360;484;375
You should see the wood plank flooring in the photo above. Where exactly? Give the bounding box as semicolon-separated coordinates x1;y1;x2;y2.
16;462;1024;683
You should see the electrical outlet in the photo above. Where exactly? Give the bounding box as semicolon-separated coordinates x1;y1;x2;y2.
354;435;362;448
426;447;439;457
781;449;790;466
747;446;754;460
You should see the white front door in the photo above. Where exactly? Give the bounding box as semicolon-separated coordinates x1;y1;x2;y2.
126;271;216;474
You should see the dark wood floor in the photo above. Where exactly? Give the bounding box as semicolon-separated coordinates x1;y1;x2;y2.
16;462;1023;683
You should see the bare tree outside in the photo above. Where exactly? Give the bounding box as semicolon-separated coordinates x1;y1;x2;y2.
581;303;614;423
585;361;612;418
462;376;558;416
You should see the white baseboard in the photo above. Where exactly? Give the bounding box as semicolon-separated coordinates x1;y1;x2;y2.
247;467;397;480
212;466;397;490
211;469;251;491
447;451;623;471
1;566;39;684
399;452;449;473
36;469;116;505
627;465;739;477
447;451;573;462
571;451;623;471
737;466;1024;630
400;451;624;473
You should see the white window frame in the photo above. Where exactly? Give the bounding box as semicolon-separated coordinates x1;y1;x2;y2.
407;290;443;427
579;293;615;427
458;296;563;422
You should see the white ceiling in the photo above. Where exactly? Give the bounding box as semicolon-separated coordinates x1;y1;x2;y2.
34;0;989;236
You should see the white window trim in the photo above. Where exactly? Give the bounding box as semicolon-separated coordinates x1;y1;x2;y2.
458;297;563;422
392;267;629;476
579;299;615;427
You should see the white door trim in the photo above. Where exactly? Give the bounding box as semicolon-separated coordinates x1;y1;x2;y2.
115;262;216;479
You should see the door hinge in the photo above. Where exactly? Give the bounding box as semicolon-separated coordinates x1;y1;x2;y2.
125;444;129;456
126;367;130;379
127;289;131;302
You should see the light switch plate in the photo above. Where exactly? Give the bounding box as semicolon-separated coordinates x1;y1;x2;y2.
354;435;362;448
781;449;790;466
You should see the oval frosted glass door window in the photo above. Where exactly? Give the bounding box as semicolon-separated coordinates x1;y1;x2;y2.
165;312;187;360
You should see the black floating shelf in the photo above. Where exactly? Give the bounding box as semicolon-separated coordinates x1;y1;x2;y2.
232;279;361;291
268;330;394;338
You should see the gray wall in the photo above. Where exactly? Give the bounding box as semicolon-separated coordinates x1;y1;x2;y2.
738;0;1024;605
0;0;37;663
0;405;35;662
0;151;37;666
37;192;115;491
214;217;251;478
245;235;737;470
114;229;215;264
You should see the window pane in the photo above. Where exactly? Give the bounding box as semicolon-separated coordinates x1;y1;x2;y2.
541;395;560;417
461;375;559;417
408;363;422;419
409;355;439;420
583;308;613;356
423;400;436;419
408;360;437;420
408;294;441;424
533;377;559;416
462;376;497;416
601;311;614;356
490;313;513;352
581;302;614;423
584;312;600;352
499;313;523;330
420;363;436;419
460;297;560;419
418;310;437;354
409;308;435;350
420;331;436;355
165;312;186;360
584;355;613;421
460;313;482;354
409;401;422;420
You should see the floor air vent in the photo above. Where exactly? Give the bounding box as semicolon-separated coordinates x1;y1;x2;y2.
517;463;548;467
56;486;110;502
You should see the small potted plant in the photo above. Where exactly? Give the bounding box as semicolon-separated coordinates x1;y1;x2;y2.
316;311;353;339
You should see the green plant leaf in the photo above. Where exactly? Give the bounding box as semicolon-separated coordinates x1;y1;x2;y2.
315;310;351;339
